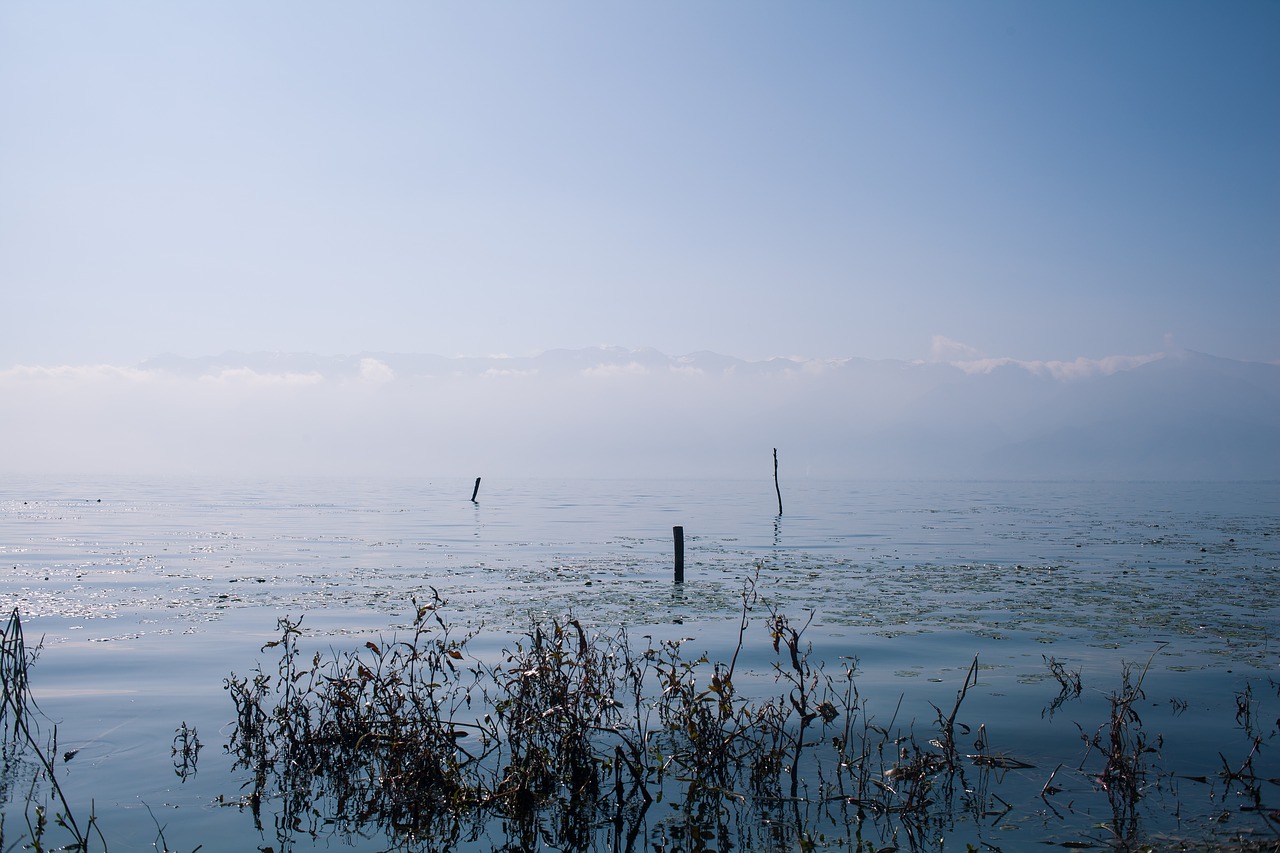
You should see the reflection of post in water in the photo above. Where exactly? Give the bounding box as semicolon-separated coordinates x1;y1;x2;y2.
773;514;782;551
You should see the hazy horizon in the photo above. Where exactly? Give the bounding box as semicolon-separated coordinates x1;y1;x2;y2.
3;3;1276;481
5;344;1277;482
7;336;1280;371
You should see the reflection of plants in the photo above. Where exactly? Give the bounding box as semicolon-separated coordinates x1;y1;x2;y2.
171;722;202;781
488;616;632;851
1;607;37;726
0;607;108;852
223;585;1012;851
239;598;871;848
224;589;494;848
3;597;1271;852
931;654;979;768
223;596;1278;853
1043;655;1084;719
1072;649;1165;849
1235;682;1256;737
766;605;835;800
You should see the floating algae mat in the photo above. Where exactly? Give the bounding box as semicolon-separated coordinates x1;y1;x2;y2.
2;477;1278;851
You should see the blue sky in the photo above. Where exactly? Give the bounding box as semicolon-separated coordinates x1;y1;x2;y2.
2;1;1277;367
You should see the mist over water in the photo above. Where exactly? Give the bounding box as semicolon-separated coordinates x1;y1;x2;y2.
4;347;1278;481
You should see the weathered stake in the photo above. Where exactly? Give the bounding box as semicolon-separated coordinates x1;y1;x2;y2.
673;526;684;584
471;477;481;502
773;448;783;516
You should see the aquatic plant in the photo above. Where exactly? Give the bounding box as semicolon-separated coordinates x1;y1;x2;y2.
0;607;108;852
1043;653;1084;719
221;583;1062;851
225;581;1280;845
223;591;494;847
172;722;202;782
0;607;36;734
1088;651;1160;848
4;599;1275;852
219;585;1280;852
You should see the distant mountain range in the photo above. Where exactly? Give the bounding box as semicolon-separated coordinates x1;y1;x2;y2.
128;347;1279;480
139;346;856;379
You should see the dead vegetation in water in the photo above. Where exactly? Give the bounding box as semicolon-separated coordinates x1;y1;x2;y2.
0;608;202;853
222;585;1280;852
0;606;110;852
0;596;1275;852
224;584;982;851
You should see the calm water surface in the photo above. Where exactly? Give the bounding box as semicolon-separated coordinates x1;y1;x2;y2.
2;477;1278;850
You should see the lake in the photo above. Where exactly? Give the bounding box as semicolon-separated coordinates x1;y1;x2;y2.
2;477;1278;851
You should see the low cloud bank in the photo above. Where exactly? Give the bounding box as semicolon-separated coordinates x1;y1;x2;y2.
950;353;1165;380
3;348;1278;480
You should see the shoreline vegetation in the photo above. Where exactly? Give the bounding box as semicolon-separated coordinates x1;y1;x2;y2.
2;586;1278;853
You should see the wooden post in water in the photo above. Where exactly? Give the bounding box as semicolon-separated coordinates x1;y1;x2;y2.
773;448;783;516
673;526;685;583
471;477;482;502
